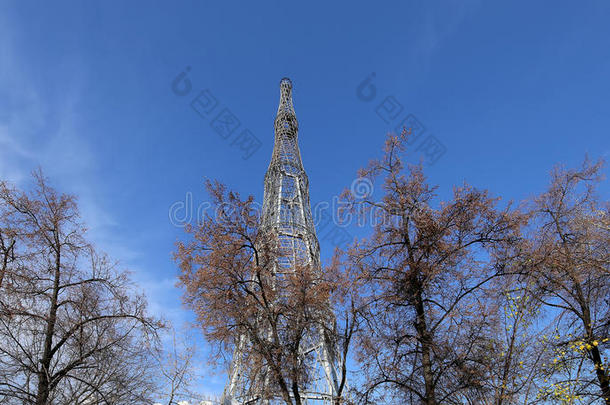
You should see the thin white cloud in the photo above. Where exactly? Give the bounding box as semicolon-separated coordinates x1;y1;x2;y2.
0;13;218;397
0;12;90;186
0;10;151;313
399;0;482;80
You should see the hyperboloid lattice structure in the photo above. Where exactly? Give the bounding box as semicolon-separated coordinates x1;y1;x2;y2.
221;78;344;404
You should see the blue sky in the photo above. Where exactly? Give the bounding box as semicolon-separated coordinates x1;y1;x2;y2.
2;0;610;398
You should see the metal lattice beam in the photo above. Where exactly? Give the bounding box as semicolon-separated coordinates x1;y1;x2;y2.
221;78;344;405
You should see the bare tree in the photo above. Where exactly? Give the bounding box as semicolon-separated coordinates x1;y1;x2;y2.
525;159;610;404
333;131;524;405
174;180;351;405
325;252;360;405
480;267;554;405
0;170;164;404
153;327;202;405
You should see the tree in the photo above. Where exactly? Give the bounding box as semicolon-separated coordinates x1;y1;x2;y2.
0;170;164;405
153;327;203;405
174;180;350;405
525;159;610;404
481;269;552;405
325;251;360;405
333;131;523;405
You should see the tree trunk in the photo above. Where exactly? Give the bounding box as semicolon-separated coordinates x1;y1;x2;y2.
576;284;610;405
497;312;520;405
414;284;437;405
292;380;302;405
35;244;61;405
271;362;293;405
0;238;14;289
582;305;610;405
590;345;610;405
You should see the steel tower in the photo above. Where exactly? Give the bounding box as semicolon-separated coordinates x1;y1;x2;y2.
221;78;343;404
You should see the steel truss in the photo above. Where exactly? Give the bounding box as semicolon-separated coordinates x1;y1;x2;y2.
221;78;344;405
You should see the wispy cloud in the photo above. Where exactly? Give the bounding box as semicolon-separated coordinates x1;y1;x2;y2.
0;16;212;394
402;0;482;77
0;12;92;187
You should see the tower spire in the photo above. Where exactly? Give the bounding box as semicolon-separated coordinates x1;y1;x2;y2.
277;77;295;116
